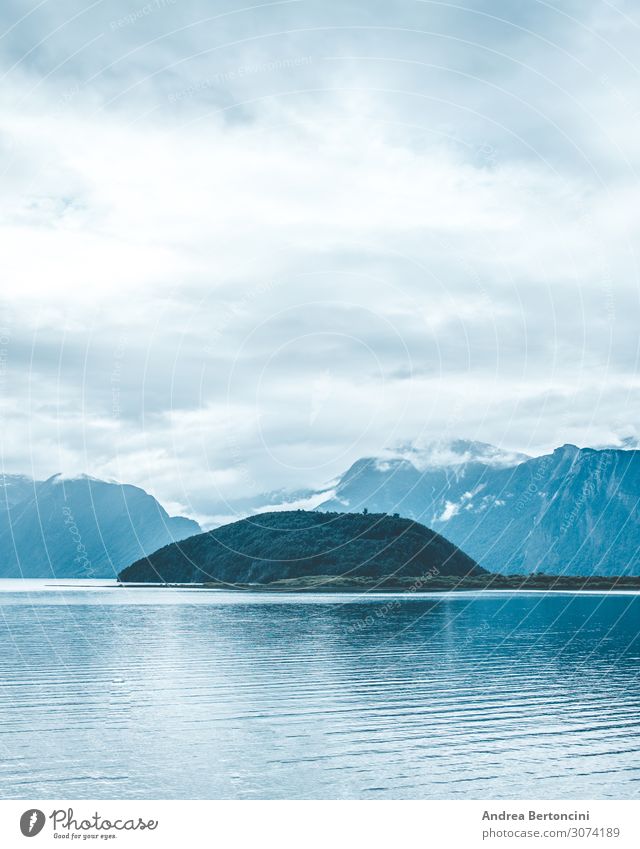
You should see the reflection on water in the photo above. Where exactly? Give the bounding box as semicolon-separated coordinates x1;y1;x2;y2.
0;581;639;799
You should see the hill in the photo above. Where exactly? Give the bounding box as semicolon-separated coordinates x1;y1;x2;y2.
118;510;484;585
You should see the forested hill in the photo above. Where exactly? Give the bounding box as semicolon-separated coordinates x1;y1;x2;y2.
118;510;484;584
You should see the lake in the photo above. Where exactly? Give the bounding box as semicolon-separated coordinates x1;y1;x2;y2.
0;581;639;799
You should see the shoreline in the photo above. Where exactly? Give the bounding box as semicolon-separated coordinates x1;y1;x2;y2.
2;578;639;595
114;577;640;593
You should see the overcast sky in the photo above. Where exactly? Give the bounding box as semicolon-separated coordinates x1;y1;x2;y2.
1;0;639;522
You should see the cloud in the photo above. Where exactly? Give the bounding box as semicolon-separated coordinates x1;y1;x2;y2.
0;0;639;517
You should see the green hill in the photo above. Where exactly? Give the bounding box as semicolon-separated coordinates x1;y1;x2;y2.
118;510;484;585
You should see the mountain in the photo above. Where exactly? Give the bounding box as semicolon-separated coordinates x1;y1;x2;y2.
317;444;640;576
0;474;40;511
200;441;528;528
316;439;529;525
430;445;640;576
0;474;200;578
118;510;484;585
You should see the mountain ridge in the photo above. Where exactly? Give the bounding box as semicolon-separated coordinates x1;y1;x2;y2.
0;473;200;578
4;439;639;578
315;443;640;576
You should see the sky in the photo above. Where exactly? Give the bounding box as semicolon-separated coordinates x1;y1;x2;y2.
1;0;639;523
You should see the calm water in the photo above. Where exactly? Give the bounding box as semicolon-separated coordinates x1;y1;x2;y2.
0;581;639;799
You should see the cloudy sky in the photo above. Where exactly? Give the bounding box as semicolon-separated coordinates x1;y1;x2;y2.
1;0;639;522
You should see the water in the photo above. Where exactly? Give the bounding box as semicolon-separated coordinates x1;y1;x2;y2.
0;580;639;799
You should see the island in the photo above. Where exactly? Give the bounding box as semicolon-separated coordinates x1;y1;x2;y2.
117;510;640;591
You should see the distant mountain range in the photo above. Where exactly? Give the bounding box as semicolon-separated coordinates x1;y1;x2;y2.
0;474;200;578
220;440;639;577
314;441;640;576
2;439;639;578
